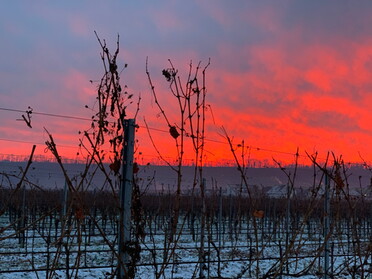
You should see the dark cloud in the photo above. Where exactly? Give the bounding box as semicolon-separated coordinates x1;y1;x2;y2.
282;0;372;43
298;110;361;132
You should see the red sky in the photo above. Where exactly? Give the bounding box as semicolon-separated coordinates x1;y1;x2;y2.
0;1;372;166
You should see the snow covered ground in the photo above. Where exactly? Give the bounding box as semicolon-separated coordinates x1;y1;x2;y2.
1;212;371;278
1;161;372;278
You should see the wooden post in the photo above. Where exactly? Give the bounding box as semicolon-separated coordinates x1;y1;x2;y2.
285;182;291;274
20;185;26;248
63;180;68;218
199;178;206;279
218;187;222;243
324;173;330;279
118;119;136;279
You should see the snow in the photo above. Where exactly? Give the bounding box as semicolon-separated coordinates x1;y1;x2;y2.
1;211;371;278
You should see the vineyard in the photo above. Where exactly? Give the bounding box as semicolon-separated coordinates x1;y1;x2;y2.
1;35;372;279
1;161;372;278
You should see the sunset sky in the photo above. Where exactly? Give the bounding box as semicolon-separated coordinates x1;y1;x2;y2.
1;1;372;166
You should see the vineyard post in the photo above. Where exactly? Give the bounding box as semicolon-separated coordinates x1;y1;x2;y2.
199;178;206;279
20;184;26;248
285;182;291;273
61;179;68;243
218;186;222;274
323;173;330;279
63;179;68;218
118;119;136;279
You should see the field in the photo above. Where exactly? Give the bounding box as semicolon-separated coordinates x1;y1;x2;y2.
1;162;372;278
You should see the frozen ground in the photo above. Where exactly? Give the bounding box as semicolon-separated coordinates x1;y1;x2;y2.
1;213;371;278
1;161;371;278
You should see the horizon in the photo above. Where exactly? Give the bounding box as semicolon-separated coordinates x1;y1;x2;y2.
1;157;371;193
0;152;370;169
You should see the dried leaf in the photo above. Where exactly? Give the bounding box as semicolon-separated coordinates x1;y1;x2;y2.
109;159;121;175
253;210;264;219
133;162;139;174
169;126;180;139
